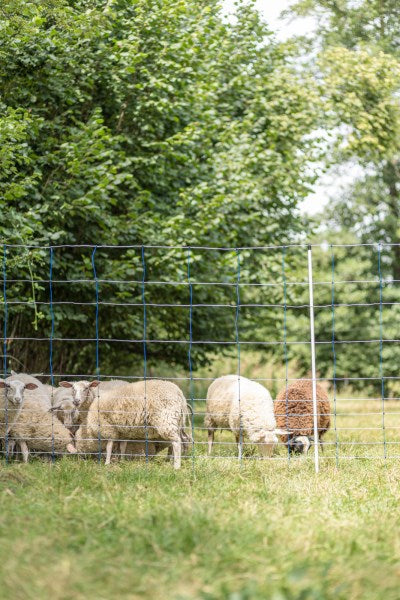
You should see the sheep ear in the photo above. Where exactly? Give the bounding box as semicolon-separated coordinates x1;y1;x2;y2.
89;381;100;388
11;370;17;376
60;381;73;388
25;383;38;390
274;428;290;435
0;381;5;389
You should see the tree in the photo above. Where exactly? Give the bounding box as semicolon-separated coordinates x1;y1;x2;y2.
280;1;400;394
0;0;321;375
288;1;400;259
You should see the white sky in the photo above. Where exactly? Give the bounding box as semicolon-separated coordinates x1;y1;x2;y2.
224;1;337;215
223;0;316;40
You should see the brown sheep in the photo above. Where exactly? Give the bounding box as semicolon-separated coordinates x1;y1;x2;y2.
274;379;331;454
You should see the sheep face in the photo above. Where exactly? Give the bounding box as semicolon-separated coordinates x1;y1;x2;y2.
180;430;193;455
257;430;279;456
0;380;38;406
51;398;79;429
288;435;311;455
62;402;79;429
59;381;99;407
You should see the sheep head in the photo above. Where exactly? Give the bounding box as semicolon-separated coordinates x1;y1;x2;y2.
0;379;38;407
50;398;79;429
59;380;99;407
287;435;311;454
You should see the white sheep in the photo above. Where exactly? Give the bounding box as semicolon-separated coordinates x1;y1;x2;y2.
75;379;191;468
205;375;287;458
9;371;52;410
58;379;127;426
9;398;77;462
42;384;56;402
0;377;38;458
0;377;38;436
50;387;79;433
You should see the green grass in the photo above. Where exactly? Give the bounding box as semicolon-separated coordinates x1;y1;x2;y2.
1;379;399;600
1;452;400;599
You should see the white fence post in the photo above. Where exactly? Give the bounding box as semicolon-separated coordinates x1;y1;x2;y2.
307;245;320;473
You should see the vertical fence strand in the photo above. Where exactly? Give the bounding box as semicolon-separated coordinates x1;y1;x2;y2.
3;245;8;462
281;246;290;462
377;243;387;460
235;249;242;464
49;247;55;462
141;246;149;463
330;246;339;466
91;246;101;463
307;245;319;474
187;248;195;471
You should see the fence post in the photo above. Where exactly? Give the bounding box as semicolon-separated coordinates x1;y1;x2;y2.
307;245;319;473
3;245;8;463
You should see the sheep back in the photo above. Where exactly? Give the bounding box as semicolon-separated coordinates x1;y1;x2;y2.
205;375;236;431
98;379;127;391
10;398;74;454
76;380;187;453
274;379;331;442
206;375;276;443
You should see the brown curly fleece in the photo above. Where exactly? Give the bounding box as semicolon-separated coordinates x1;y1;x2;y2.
274;379;331;443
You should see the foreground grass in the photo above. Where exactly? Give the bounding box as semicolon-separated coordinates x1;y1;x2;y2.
1;458;400;600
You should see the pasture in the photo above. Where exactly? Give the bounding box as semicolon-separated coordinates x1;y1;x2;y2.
1;394;399;600
2;0;399;596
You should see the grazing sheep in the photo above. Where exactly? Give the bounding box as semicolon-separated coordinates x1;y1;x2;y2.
75;380;191;469
9;398;77;462
274;379;331;454
50;387;79;433
205;375;286;458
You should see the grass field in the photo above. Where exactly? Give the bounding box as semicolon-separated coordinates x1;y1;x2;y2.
1;395;400;600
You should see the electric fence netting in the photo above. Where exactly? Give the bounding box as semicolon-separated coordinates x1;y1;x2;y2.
1;243;399;471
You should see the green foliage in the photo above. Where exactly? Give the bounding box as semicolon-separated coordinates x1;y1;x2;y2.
320;46;400;161
285;0;400;393
0;0;321;374
285;237;400;395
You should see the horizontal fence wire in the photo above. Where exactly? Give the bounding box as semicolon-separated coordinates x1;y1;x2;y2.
3;242;400;249
1;242;400;469
1;279;399;286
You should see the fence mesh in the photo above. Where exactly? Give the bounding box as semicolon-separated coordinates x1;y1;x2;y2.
1;243;400;468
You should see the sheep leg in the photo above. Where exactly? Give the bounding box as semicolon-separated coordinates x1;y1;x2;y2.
120;440;127;459
20;441;29;463
207;429;214;455
105;440;114;465
171;439;181;470
181;431;191;456
235;433;242;460
6;439;16;458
